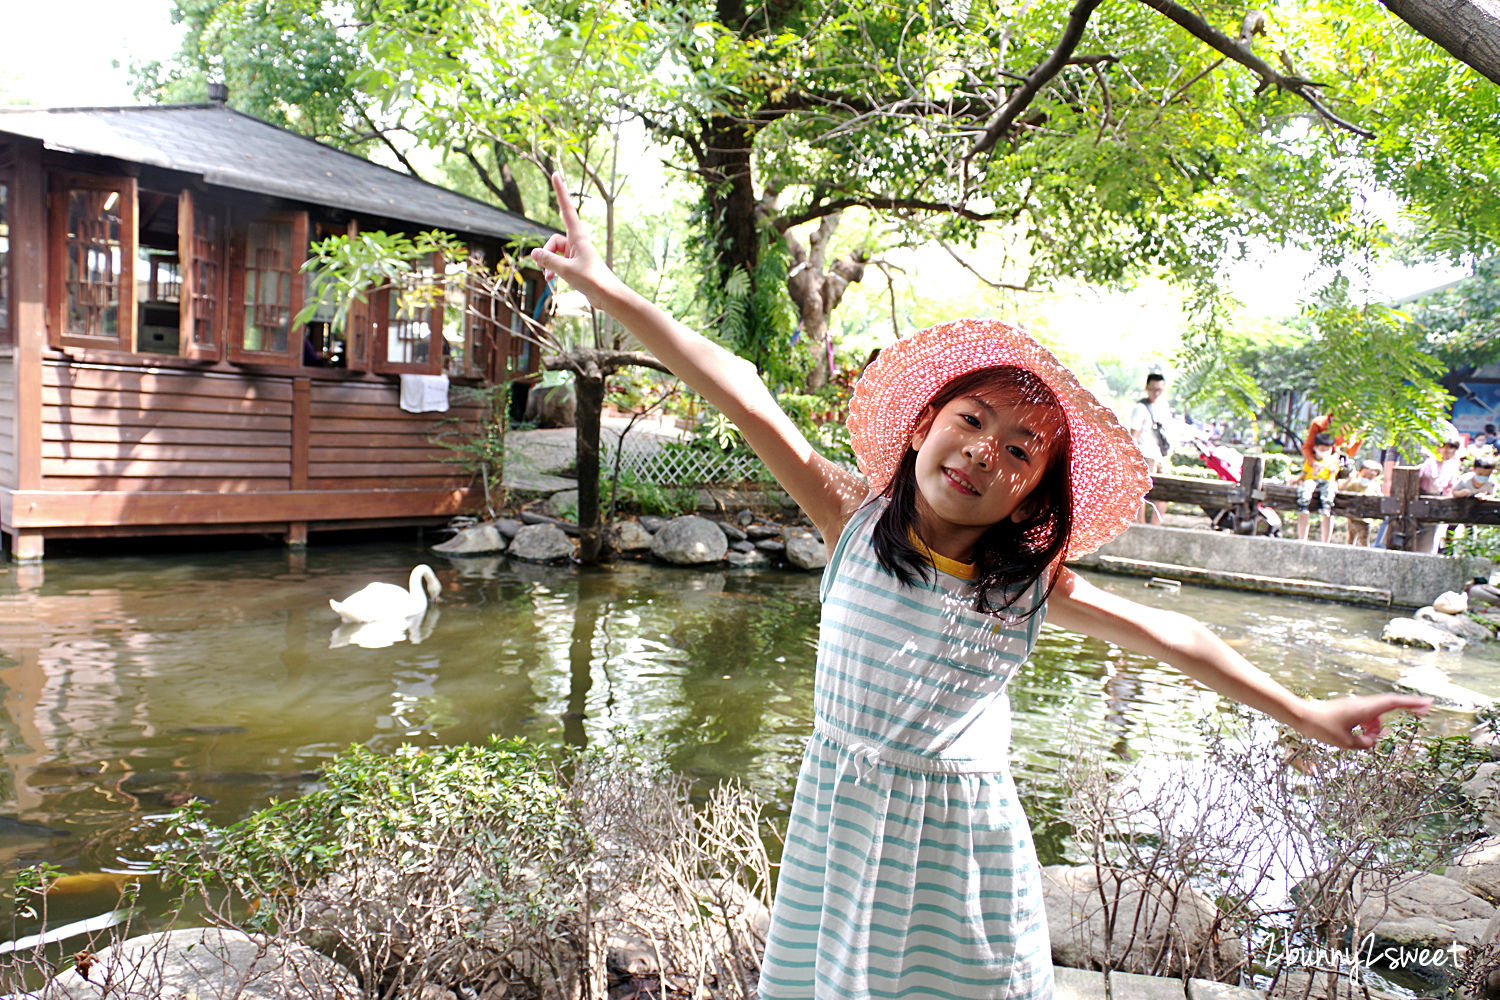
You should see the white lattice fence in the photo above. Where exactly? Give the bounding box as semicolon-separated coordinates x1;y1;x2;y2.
600;431;767;487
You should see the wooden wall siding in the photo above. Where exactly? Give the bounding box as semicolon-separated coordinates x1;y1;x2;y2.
41;360;293;492
307;379;484;490
0;356;16;488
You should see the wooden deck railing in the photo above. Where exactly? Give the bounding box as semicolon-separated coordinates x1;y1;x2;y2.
1147;456;1500;552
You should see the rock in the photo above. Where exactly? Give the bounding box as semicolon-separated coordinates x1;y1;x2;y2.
1041;864;1241;979
1446;834;1500;901
639;515;666;534
545;488;580;520
651;516;729;565
1382;617;1465;650
784;530;828;571
1346;869;1494;978
745;524;782;540
600;878;769;980
1396;663;1496;712
1461;764;1500;836
754;539;786;556
507;523;575;563
494;518;522;541
737;509;756;527
431;522;508;556
44;927;353;999
524;381;576;428
727;549;771;568
716;520;748;542
1266;967;1364;999
1435;590;1470;615
731;540;757;553
614;520;654;552
1416;605;1493;642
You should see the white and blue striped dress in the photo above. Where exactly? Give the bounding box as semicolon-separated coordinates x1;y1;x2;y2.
758;498;1053;1000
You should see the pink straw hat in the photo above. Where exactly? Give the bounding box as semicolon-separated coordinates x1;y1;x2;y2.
846;318;1153;560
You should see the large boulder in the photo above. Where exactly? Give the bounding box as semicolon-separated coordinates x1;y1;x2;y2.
784;530;828;571
1040;864;1241;980
1415;606;1493;642
601;878;769;981
431;521;508;556
508;523;575;563
1445;834;1500;901
1342;870;1494;979
43;926;353;999
613;520;655;552
1461;764;1500;836
1396;663;1496;712
651;516;728;565
1382;617;1465;650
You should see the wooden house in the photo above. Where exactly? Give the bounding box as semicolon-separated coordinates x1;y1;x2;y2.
0;99;554;560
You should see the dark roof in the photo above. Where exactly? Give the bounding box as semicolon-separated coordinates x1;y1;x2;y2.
0;103;557;243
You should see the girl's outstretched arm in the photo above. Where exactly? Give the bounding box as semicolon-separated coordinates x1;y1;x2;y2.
531;173;868;545
1045;567;1433;750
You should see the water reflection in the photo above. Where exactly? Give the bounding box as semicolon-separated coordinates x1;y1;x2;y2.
0;542;1491;928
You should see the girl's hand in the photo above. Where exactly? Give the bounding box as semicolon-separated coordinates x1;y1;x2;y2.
529;172;625;307
1294;693;1434;750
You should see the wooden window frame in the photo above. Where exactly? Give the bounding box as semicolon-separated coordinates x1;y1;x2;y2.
177;189;228;361
48;172;137;352
372;253;444;376
0;177;11;347
228;209;307;367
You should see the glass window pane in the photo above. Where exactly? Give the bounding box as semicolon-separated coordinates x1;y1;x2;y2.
243;220;293;354
387;264;436;366
64;188;123;339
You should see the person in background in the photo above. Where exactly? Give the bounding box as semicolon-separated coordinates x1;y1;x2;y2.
1130;373;1173;524
1415;435;1464;554
1453;455;1498;499
1340;460;1383;546
1295;432;1341;543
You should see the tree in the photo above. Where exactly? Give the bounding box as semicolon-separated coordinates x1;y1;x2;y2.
146;0;1500;470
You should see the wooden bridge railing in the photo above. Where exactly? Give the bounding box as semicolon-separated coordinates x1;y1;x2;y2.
1146;457;1500;552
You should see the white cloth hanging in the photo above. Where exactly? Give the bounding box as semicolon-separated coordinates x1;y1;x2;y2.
399;373;450;413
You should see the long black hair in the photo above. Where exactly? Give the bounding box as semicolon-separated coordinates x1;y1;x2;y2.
870;366;1074;618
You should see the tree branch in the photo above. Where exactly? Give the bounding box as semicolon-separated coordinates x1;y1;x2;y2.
352;102;426;179
454;145;521;212
1137;0;1376;139
937;240;1034;292
970;0;1106;157
773;195;1001;232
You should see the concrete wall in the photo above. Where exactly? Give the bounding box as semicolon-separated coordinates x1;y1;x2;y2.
1071;525;1492;609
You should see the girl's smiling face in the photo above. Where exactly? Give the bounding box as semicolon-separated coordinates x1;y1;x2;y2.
908;387;1068;559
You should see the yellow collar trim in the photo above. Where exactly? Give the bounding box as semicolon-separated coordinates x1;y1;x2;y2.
907;528;978;581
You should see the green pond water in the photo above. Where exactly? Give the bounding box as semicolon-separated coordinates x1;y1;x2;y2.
0;537;1494;991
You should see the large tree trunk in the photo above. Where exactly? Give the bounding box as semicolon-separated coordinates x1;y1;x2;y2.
1379;0;1500;87
785;214;868;390
574;373;606;565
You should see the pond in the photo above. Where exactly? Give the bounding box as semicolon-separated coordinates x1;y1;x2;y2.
0;537;1494;991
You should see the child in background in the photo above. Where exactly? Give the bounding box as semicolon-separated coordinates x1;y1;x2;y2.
1339;460;1383;546
1453;455;1498;499
531;173;1431;1000
1296;432;1341;543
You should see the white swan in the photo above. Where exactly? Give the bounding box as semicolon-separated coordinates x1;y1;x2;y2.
329;565;442;623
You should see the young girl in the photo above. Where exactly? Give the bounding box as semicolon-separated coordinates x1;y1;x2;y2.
531;173;1433;1000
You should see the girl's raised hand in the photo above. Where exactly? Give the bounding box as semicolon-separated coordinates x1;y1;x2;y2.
1297;693;1434;750
530;172;624;307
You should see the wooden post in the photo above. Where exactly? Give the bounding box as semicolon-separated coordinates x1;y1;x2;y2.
1386;466;1421;552
285;522;308;547
1235;455;1264;534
